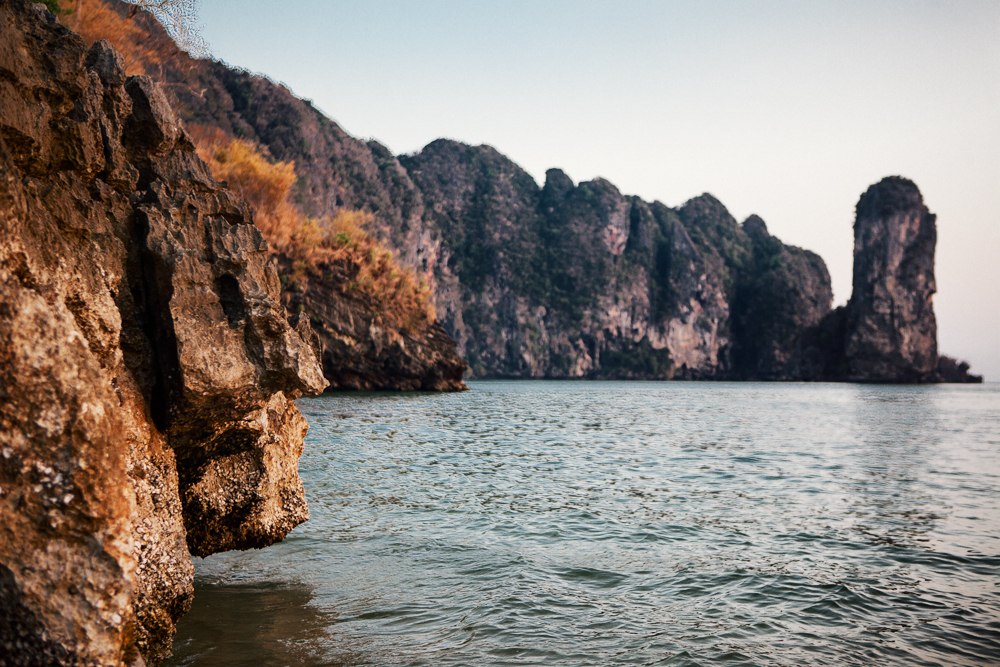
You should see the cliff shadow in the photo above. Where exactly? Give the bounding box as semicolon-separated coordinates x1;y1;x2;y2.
166;578;366;666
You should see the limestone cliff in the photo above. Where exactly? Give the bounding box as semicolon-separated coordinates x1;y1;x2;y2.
845;177;939;382
730;216;833;379
93;7;833;380
279;255;467;391
0;3;325;664
400;144;747;379
804;177;980;383
76;0;979;383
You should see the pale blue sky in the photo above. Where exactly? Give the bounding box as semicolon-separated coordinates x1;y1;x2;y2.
197;0;1000;379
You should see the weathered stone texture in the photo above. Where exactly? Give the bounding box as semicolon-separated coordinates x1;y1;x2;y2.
844;176;938;382
0;3;324;664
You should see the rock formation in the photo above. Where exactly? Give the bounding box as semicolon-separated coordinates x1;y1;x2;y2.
844;176;939;381
0;2;325;664
803;177;981;383
730;216;833;380
279;255;467;391
68;1;466;391
91;0;978;383
88;9;839;381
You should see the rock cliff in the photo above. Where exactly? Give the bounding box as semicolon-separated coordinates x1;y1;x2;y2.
279;254;467;391
730;216;833;380
844;176;939;382
68;1;980;385
0;2;325;664
93;10;841;381
401;144;749;379
804;177;980;383
78;1;467;391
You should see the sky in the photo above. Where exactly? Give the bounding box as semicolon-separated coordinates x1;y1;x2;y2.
196;0;999;379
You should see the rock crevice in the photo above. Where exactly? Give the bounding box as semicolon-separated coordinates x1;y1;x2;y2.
0;3;325;664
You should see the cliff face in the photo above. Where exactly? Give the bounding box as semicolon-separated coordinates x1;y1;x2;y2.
74;1;466;391
109;17;831;380
400;144;751;379
802;177;980;383
86;1;978;383
88;3;826;380
400;145;835;379
0;3;324;664
730;216;833;379
280;255;467;391
844;177;938;382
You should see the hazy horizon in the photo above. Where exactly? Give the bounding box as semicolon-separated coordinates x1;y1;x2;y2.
195;0;999;379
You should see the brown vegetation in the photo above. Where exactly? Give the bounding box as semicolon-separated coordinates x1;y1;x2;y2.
54;0;443;339
60;0;157;75
57;0;200;77
190;126;436;332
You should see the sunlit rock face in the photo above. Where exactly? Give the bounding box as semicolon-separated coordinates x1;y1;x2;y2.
0;2;324;663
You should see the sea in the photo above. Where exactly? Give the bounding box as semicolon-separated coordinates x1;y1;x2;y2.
167;381;1000;666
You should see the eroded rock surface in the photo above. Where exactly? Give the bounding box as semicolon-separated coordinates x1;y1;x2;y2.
844;177;940;381
802;177;981;383
0;2;324;664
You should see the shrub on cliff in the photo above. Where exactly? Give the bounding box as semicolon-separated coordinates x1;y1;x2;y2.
191;127;436;333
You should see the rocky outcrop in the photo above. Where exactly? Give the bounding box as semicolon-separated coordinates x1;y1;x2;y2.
91;1;979;382
399;142;731;378
730;216;833;379
934;355;982;383
85;2;466;391
101;9;831;381
844;177;939;382
0;3;324;664
801;177;980;383
280;256;467;391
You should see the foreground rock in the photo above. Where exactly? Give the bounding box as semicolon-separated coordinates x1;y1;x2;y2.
82;0;468;392
0;3;325;664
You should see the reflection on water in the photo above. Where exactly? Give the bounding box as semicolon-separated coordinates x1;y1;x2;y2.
167;579;363;666
169;382;1000;666
847;385;941;550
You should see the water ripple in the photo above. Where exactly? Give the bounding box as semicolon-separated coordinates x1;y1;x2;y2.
171;381;1000;666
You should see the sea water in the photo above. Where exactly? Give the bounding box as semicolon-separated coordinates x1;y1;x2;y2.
168;381;1000;666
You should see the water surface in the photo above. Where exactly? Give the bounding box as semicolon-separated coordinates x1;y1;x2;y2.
169;381;1000;665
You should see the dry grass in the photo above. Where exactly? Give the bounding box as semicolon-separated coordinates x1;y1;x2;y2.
191;127;436;332
58;0;437;332
61;0;159;75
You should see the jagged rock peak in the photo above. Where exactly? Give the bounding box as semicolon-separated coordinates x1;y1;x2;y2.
742;214;769;238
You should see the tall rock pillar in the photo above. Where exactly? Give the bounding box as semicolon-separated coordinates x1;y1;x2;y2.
843;176;938;381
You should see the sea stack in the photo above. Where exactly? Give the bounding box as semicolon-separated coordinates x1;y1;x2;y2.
842;177;938;382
